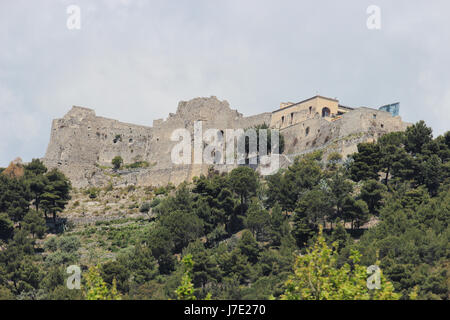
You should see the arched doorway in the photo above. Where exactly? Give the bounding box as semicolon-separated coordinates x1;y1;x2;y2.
322;107;331;117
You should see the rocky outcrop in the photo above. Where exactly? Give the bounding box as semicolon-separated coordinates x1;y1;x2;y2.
2;157;25;178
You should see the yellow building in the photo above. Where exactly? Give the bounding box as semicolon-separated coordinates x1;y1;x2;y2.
270;95;352;129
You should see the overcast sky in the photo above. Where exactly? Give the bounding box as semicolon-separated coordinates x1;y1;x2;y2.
1;0;449;166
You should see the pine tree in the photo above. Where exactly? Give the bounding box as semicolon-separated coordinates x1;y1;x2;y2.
22;210;47;239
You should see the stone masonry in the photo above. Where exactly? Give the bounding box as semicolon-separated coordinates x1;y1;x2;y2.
42;96;410;188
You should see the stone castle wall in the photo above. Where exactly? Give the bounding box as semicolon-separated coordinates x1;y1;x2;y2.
42;96;409;188
280;107;410;159
43;97;272;187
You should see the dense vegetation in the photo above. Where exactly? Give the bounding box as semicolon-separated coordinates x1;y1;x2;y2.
0;121;448;300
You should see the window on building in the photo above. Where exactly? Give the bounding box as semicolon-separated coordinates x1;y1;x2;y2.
309;106;312;114
305;127;310;136
322;107;331;117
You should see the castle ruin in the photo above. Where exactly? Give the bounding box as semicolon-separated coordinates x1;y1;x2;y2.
42;95;410;188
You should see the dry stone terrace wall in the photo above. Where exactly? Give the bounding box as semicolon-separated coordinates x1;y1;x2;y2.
43;96;409;188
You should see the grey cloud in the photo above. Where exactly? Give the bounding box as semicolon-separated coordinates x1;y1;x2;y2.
0;0;449;165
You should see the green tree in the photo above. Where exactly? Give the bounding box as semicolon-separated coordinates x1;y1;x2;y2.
229;166;259;214
237;230;260;264
355;184;450;299
327;169;353;224
146;226;176;274
404;120;433;155
378;132;405;185
360;179;387;215
112;156;123;170
265;171;285;209
245;199;270;241
281;227;400;300
295;188;333;227
154;182;193;216
329;222;350;251
0;213;14;241
101;260;130;293
160;210;203;253
85;265;121;300
192;172;235;234
349;143;382;182
176;254;196;300
269;203;291;247
292;214;317;249
268;153;323;212
24;159;48;212
0;286;15;300
418;154;443;196
327;152;343;171
125;244;158;286
183;241;220;291
216;247;252;285
22;210;47;239
40;169;71;221
28;175;48;212
424;131;450;163
24;158;48;176
0;175;30;222
0;230;42;295
342;197;370;230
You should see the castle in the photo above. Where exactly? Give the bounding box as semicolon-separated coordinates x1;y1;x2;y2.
42;95;410;188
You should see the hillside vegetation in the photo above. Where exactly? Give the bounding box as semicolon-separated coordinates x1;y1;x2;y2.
0;121;448;300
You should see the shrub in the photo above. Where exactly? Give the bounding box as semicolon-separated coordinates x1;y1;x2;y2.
44;237;59;252
89;190;98;199
58;236;81;253
112;156;123;170
328;152;343;163
139;202;151;213
84;187;100;199
150;198;161;208
154;187;166;196
44;251;78;267
124;161;150;169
